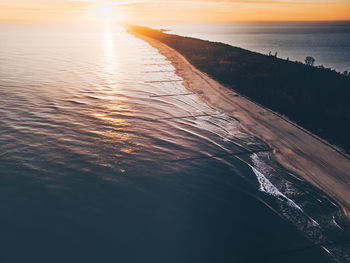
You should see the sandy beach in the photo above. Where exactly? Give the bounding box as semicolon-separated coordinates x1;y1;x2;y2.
131;32;350;220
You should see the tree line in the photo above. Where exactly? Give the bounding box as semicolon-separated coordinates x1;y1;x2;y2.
129;26;350;153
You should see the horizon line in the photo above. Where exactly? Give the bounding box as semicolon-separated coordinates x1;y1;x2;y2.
1;19;350;24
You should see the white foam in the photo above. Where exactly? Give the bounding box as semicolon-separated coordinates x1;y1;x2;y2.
251;166;303;212
321;246;332;255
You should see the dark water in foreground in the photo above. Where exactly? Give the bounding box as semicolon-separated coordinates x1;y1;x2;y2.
146;21;350;73
0;24;349;262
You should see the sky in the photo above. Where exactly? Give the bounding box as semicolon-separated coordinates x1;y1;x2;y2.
0;0;349;22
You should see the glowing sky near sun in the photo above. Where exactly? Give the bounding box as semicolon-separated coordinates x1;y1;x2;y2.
0;0;349;22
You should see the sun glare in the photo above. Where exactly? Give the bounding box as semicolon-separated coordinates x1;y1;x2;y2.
96;3;116;22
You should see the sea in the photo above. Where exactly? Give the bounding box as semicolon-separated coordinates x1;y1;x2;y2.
146;21;350;73
0;22;349;262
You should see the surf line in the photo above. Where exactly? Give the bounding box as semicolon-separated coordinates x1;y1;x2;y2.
131;113;224;123
141;70;174;73
168;148;274;162
154;113;222;121
145;80;183;83
149;93;193;98
142;63;171;66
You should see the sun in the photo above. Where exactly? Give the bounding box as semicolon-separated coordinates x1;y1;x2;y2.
96;3;116;22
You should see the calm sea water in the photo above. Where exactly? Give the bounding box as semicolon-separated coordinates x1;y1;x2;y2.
146;21;350;72
0;23;349;262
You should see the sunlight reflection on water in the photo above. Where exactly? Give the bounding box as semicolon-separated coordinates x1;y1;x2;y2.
93;24;137;156
100;24;119;82
0;23;348;263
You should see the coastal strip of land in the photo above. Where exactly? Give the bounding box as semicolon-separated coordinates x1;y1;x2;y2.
128;27;350;220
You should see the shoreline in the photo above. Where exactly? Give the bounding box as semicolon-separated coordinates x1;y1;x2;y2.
131;32;350;220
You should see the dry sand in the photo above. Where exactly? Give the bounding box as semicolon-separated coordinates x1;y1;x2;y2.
132;32;350;220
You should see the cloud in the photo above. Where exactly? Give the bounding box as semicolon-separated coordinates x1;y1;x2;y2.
1;0;349;22
0;0;344;9
0;0;92;9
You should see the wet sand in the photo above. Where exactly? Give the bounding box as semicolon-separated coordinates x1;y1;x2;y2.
131;32;350;220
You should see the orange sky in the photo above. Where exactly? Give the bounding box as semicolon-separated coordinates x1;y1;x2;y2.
0;0;349;22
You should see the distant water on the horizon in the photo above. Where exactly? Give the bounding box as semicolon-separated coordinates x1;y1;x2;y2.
145;21;350;72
